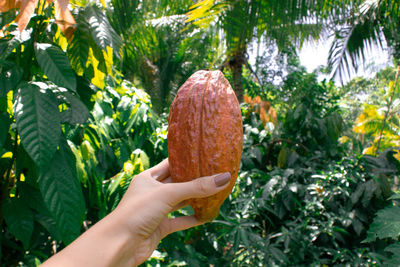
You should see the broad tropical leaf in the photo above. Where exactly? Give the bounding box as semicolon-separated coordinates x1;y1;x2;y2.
14;82;61;168
383;243;400;266
2;197;34;249
84;5;122;57
67;15;91;75
59;91;90;124
365;205;400;242
75;75;96;110
19;182;62;240
38;139;85;244
34;43;77;92
186;0;223;28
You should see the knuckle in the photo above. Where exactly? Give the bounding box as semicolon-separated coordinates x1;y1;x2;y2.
195;178;210;195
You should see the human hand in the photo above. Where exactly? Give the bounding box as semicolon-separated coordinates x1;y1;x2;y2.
41;158;231;267
111;158;232;266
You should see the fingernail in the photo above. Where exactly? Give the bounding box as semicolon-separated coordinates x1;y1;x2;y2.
214;172;231;187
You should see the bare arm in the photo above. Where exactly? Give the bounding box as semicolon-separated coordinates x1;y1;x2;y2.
41;159;231;267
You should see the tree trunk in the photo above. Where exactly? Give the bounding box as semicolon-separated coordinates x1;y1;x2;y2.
229;49;246;103
140;57;162;113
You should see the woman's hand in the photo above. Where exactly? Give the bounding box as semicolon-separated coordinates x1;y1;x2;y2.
41;158;231;267
114;158;231;265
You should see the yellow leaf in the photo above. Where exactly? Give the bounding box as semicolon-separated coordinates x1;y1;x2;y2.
186;0;216;27
7;90;13;116
363;146;377;155
95;90;103;101
87;48;105;89
103;46;113;75
37;0;49;14
393;149;400;162
54;27;68;51
123;161;134;175
1;151;13;158
338;136;350;144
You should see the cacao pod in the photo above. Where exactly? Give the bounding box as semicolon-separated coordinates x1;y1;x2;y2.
168;70;243;221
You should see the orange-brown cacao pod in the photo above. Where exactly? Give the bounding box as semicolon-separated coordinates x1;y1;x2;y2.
168;70;243;221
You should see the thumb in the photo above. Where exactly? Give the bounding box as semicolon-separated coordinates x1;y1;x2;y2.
165;172;232;206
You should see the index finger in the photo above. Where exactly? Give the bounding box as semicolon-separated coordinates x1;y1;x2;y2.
149;158;170;181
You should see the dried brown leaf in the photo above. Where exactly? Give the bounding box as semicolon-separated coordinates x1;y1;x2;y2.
17;0;38;32
54;0;76;40
0;0;20;12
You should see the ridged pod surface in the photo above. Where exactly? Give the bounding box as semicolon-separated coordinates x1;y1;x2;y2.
168;70;243;221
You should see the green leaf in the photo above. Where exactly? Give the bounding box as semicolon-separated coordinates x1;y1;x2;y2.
76;76;96;110
67;17;91;75
364;206;400;242
389;194;400;200
352;217;364;236
2;197;34;249
18;183;62;240
0;112;10;148
384;243;400;266
0;10;17;29
130;149;150;170
34;43;77;92
277;146;290;168
38;139;85;244
0;36;21;61
85;5;122;56
14;82;61;168
15;145;37;184
59;92;90;124
35;213;62;241
0;63;23;97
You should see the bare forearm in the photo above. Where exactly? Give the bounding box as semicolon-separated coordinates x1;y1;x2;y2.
40;160;231;266
41;210;137;267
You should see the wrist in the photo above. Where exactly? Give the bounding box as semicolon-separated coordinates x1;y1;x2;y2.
42;209;138;267
103;208;139;266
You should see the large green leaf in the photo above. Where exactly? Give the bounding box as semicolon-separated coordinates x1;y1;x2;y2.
2;197;34;249
19;182;62;240
67;15;91;75
38;139;85;244
14;82;61;168
59;92;90;124
34;43;77;92
76;75;96;110
383;243;400;266
364;205;400;242
85;5;122;56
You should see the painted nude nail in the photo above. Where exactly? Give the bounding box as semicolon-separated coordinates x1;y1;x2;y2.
214;172;231;187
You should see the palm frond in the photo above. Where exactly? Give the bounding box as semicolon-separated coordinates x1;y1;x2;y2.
328;18;384;83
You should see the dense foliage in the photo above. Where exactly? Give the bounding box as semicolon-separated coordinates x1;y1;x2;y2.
1;0;400;266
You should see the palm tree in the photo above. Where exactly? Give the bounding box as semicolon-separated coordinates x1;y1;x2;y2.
186;0;350;102
328;0;400;82
107;0;216;112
